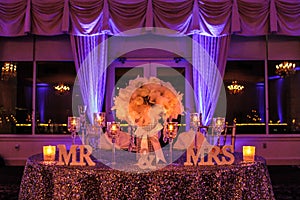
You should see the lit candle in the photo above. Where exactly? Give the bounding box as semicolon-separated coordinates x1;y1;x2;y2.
99;116;104;123
71;118;77;126
111;123;118;131
43;145;56;161
192;116;198;122
168;124;174;131
216;119;223;126
191;113;199;122
243;146;255;162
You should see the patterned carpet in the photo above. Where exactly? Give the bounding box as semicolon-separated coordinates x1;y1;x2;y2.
0;184;19;200
0;166;299;200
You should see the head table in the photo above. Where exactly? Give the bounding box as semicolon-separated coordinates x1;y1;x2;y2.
19;151;274;200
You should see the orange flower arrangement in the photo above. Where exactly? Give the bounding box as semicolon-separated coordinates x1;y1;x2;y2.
112;77;184;127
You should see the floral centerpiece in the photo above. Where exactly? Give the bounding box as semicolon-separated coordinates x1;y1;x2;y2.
112;76;184;163
112;76;184;127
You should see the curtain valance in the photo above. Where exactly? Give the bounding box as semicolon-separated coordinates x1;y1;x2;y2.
1;0;299;37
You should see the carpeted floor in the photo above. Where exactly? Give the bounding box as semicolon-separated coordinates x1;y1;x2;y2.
0;165;299;200
0;166;23;200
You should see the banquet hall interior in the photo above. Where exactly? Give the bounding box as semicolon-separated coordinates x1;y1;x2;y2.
0;0;300;199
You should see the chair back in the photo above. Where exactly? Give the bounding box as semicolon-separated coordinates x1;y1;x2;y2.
198;120;236;152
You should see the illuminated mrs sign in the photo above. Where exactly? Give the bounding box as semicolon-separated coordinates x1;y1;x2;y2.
56;144;96;166
184;134;235;166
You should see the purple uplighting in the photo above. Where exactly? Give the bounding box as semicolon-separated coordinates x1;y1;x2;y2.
37;83;49;123
277;78;284;123
256;83;265;122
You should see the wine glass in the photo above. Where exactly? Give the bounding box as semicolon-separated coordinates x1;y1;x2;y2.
78;105;87;144
67;117;80;145
107;121;120;165
190;113;199;130
163;121;178;164
93;112;106;129
212;117;225;147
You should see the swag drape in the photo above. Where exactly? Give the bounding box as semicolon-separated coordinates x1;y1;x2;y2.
0;0;299;124
1;0;299;36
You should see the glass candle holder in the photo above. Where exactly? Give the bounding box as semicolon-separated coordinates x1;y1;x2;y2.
78;105;87;115
243;146;256;162
166;122;178;140
68;117;80;144
107;121;120;165
212;117;225;135
43;145;56;161
190;113;199;128
164;122;178;164
94;112;106;128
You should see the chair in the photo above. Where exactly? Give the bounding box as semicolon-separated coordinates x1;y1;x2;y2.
198;120;236;152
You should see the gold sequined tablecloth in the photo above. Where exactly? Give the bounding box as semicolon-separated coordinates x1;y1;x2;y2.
18;153;275;200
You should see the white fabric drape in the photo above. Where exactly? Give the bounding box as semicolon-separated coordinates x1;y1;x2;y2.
192;34;230;125
70;34;108;122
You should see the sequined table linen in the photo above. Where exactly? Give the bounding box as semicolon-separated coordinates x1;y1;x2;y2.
19;153;275;200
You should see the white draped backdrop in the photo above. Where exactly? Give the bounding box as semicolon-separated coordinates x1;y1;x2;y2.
192;34;231;125
70;34;108;122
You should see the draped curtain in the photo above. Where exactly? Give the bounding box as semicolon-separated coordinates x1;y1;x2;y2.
1;0;299;124
1;0;300;36
192;34;231;125
70;34;108;122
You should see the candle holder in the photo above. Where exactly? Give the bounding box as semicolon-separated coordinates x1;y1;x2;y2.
93;112;106;129
67;117;80;145
212;117;225;147
93;112;106;154
163;121;178;164
107;121;120;165
190;113;200;130
243;146;256;162
43;145;56;161
190;113;207;148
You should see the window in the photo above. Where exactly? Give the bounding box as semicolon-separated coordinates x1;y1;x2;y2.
0;61;33;134
268;60;300;134
1;35;299;136
35;61;76;134
224;61;265;134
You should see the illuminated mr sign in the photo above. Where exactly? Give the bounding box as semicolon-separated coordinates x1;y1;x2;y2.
56;144;96;166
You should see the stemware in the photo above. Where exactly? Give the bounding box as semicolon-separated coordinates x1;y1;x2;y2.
107;121;120;165
212;117;225;147
78;105;87;144
78;105;87;127
190;113;199;130
93;112;106;129
163;121;178;164
67;116;80;145
93;112;106;147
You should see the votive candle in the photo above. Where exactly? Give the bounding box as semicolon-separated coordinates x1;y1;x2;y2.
168;124;174;131
43;145;56;161
243;146;255;162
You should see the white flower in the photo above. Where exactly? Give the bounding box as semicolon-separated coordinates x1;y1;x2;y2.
112;76;184;127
